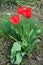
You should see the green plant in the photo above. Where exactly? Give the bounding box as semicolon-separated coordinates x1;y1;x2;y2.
0;0;38;6
0;0;9;4
16;0;38;6
0;7;41;64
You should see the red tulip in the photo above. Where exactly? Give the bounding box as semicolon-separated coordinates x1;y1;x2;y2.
17;6;26;14
10;15;20;24
23;8;32;18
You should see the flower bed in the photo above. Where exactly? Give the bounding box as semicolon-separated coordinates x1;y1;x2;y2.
0;6;43;65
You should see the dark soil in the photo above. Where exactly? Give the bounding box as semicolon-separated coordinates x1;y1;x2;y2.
0;36;43;65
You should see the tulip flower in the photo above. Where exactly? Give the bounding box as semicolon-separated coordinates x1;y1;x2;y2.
10;15;20;24
23;8;32;18
17;6;26;14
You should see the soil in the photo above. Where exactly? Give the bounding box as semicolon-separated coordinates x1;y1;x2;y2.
0;36;43;65
0;1;43;65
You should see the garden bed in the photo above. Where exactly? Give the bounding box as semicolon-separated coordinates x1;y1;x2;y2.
0;36;43;65
0;2;43;65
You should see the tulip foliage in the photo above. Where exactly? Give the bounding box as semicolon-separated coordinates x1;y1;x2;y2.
0;7;41;64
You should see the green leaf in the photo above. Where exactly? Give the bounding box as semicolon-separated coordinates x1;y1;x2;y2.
11;41;26;64
36;29;41;34
0;19;11;35
11;42;21;52
11;41;21;64
15;52;26;64
33;39;41;43
15;52;22;64
22;40;28;47
25;39;41;53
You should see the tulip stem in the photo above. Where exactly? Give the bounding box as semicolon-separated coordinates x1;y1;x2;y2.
8;34;17;41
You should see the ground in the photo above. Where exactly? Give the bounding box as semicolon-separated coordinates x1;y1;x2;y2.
0;1;43;65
